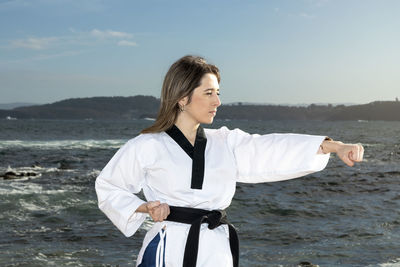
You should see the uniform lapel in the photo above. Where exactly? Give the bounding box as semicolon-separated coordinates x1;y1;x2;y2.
192;125;207;189
165;124;207;189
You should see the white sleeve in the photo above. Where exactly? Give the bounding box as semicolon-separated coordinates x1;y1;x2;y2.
223;127;330;183
95;137;147;237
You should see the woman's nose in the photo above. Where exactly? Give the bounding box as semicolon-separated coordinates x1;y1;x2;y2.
214;94;221;107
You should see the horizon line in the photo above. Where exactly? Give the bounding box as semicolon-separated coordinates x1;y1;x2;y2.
1;95;399;107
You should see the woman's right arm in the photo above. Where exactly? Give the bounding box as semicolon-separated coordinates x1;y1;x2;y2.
95;139;148;237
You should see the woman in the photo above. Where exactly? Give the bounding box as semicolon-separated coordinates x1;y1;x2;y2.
95;55;364;267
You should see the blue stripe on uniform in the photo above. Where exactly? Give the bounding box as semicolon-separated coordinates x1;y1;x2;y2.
138;230;166;267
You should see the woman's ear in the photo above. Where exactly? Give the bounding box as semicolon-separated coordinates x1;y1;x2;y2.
178;96;188;107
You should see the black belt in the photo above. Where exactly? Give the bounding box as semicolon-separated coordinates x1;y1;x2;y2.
165;206;239;267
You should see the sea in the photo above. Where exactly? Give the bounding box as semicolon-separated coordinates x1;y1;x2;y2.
1;118;399;267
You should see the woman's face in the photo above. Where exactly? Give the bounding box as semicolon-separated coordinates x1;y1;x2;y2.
179;73;221;125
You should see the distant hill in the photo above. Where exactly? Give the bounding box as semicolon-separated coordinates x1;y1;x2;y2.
0;102;40;110
0;95;159;120
1;96;400;121
217;101;400;121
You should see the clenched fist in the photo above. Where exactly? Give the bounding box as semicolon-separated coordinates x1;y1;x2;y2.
321;139;364;167
336;143;364;167
145;201;170;222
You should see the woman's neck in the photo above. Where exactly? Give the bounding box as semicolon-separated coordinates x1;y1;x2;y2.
174;115;199;145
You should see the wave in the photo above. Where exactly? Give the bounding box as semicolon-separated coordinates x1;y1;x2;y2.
376;258;400;266
0;181;78;196
0;139;126;150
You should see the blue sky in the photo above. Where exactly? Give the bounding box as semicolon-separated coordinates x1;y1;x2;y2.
0;0;399;105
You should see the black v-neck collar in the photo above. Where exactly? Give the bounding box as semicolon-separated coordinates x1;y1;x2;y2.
165;124;207;189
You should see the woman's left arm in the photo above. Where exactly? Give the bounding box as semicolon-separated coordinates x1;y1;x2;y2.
320;139;364;167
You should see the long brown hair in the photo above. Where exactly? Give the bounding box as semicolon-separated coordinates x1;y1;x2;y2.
141;55;220;134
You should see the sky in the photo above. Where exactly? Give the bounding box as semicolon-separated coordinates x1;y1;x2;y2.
0;0;399;105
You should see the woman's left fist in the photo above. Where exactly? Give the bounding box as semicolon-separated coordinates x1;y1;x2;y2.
336;143;364;167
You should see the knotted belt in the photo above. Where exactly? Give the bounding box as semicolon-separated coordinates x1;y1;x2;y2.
165;206;239;267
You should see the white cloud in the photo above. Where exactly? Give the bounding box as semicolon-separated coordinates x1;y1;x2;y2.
91;29;133;39
31;50;83;60
6;28;137;51
299;12;315;19
10;36;59;50
0;50;83;66
117;40;137;47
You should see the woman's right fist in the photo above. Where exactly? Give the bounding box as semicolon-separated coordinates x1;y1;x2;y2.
146;201;170;222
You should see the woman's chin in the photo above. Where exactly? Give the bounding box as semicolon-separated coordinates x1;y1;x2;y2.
200;118;214;124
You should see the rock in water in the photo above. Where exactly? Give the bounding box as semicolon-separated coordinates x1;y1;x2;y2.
298;262;320;267
1;170;38;180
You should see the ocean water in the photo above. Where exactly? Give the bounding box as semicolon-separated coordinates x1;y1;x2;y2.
0;118;399;267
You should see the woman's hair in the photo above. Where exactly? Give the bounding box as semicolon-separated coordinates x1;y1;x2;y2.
140;55;220;134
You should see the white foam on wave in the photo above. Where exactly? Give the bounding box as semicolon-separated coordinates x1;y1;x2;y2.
141;218;155;231
376;258;400;267
19;199;66;214
87;169;101;177
0;181;81;196
32;253;85;266
0;182;43;195
0;139;126;150
19;226;51;233
20;200;48;211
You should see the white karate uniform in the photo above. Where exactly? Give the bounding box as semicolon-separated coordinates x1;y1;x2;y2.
95;125;330;266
